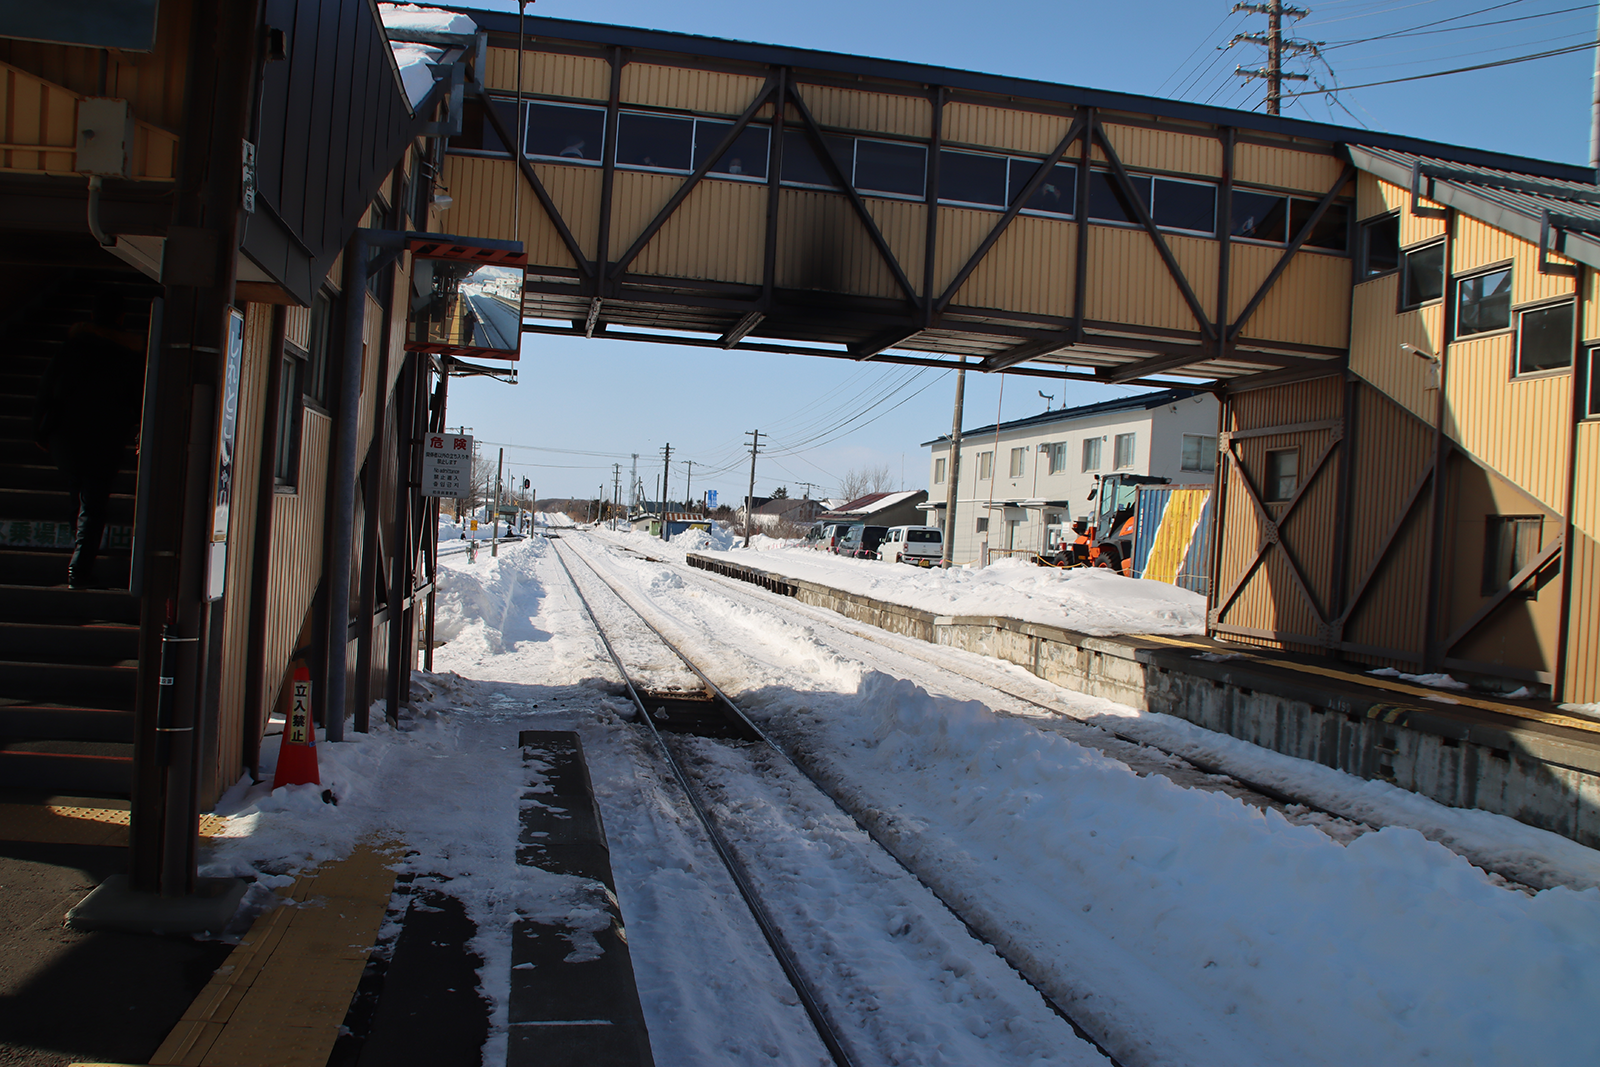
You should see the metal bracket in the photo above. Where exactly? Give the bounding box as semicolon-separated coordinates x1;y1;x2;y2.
1538;209;1579;277
420;62;467;138
1408;160;1446;220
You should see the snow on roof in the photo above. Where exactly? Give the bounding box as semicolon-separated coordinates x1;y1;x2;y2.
379;4;477;108
922;387;1204;447
827;490;924;516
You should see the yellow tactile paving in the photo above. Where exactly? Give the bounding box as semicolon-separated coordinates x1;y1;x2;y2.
138;839;402;1067
0;804;227;846
1131;632;1600;734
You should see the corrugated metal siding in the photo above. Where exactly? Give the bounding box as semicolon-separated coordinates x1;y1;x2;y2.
1234;142;1344;193
0;61;77;174
942;212;1075;318
443;154;602;267
1585;268;1600;341
1355;175;1448;246
1215;377;1343;650
1567;421;1600;702
1443;334;1571;513
942;102;1074;155
286;305;310;350
354;291;383;457
1100;122;1222;179
794;82;929;138
775;188;901;298
1349;275;1443;425
626;175;766;284
1086;227;1213;333
214;304;274;797
484;46;609;101
1341;383;1430;663
621;63;766;116
1452;214;1575;305
441;154;519;244
1242;250;1351;349
264;411;330;725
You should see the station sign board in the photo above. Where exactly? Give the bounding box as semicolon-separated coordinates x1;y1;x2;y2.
421;434;473;498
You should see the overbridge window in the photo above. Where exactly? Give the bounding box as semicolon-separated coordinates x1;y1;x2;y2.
780;129;851;187
1009;160;1076;216
1516;301;1573;376
1152;177;1216;234
1291;199;1349;251
616;112;693;171
1231;190;1288;243
1359;213;1400;278
939;149;1009;207
854;139;925;198
451;97;518;155
524;101;606;163
1400;241;1445;309
692;120;768;179
1088;170;1145;225
1456;268;1512;337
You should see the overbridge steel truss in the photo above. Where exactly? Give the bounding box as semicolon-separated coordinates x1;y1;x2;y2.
467;44;1355;391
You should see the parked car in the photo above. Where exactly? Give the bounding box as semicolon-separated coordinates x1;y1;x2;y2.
837;524;888;559
880;525;943;566
805;522;850;552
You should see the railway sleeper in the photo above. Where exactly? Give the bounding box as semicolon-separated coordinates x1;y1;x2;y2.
640;690;757;741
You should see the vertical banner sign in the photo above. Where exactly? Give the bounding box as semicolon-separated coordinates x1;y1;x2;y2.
289;674;314;746
207;308;245;601
420;433;473;498
707;489;717;509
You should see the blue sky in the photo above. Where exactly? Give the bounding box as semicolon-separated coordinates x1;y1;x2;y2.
440;0;1598;503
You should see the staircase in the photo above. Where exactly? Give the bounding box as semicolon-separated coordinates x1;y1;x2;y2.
0;274;152;798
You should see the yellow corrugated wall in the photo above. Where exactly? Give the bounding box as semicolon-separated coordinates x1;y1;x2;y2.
1234;141;1344;194
942;103;1074;156
942;213;1076;318
795;83;930;137
1349;274;1444;426
1443;335;1572;514
1100;122;1222;179
621;63;766;115
483;46;609;100
1567;422;1600;702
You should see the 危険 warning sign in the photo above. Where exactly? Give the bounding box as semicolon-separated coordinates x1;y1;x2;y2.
421;434;473;498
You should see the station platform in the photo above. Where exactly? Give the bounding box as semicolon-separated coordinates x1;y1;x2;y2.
684;552;1600;849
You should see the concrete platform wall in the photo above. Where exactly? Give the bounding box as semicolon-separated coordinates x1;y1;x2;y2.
685;554;1600;848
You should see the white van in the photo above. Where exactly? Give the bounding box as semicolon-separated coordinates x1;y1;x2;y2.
880;525;943;566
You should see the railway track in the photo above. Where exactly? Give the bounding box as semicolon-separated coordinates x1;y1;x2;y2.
548;537;1123;1067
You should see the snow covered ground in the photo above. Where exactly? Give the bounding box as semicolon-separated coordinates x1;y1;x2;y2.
201;530;1600;1067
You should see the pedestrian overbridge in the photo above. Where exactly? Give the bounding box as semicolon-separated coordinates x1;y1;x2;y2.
435;14;1550;389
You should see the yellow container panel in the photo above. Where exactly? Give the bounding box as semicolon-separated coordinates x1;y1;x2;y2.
1349;275;1444;426
1567;422;1600;702
621;63;767;116
1099;122;1222;179
941;102;1075;156
1234;142;1344;194
943;213;1076;319
484;46;609;100
1241;251;1351;349
1443;334;1572;513
629;177;766;285
795;82;930;138
776;189;900;299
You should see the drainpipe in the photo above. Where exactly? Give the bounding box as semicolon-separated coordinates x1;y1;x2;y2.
324;232;371;742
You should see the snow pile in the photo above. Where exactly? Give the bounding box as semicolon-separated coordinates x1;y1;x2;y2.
378;5;476;107
668;524;735;552
798;671;1600;1066
1368;666;1470;690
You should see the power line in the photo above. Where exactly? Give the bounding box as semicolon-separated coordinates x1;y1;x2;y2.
1320;2;1590;50
1280;38;1597;97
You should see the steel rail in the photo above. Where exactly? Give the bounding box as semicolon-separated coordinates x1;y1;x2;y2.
555;535;1126;1064
547;539;859;1067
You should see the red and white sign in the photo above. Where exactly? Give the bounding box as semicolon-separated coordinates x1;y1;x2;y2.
420;434;473;498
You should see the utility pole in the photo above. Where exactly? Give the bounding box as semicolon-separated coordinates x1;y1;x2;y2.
612;464;622;530
796;481;821;499
682;460;694;514
942;358;964;566
1231;2;1315;116
660;443;672;539
629;453;640;516
743;429;764;548
491;447;503;557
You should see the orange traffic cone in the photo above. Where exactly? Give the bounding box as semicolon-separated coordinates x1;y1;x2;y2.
272;666;321;788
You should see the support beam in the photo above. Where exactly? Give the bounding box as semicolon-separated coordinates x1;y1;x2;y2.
1227;163;1357;343
1104;347;1317;384
720;310;764;347
474;80;592;279
850;325;921;359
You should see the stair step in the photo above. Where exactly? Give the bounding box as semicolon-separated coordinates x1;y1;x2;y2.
0;486;136;522
0;660;138;705
0;620;140;663
0;583;140;624
0;463;137;494
0;744;133;796
0;549;132;587
0;703;135;742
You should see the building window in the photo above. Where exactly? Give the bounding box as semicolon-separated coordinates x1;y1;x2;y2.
1292;198;1349;252
305;290;333;409
1482;516;1542;596
1589;347;1600;417
1113;432;1135;469
780;129;850;187
1007;517;1023;550
692;120;768;179
1009;447;1025;478
975;516;989;534
854;138;926;198
274;353;303;487
450;96;518;155
1456;268;1512;337
939;149;1009;207
1359;214;1400;278
1086;171;1215;234
1009;160;1076;216
524;101;606;163
1082;437;1102;472
1087;169;1142;225
1516;302;1573;376
1181;433;1217;473
616;111;693;171
978;450;994;480
1231;190;1288;243
1400;242;1446;309
1048;442;1068;474
1264;448;1299;502
933;457;946;483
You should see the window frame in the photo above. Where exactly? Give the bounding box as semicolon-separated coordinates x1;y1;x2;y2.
1181;433;1217;474
1587;345;1600;419
851;136;927;200
1081;437;1102;472
978;450;994;480
690;118;770;181
1513;298;1575;379
274;347;305;491
303;289;334;413
1357;212;1400;280
1048;441;1068;474
1398;239;1446;311
1264;447;1300;503
613;109;696;174
1008;447;1025;478
1228;187;1351;255
1455;264;1514;340
1113;432;1136;470
1482;515;1543;597
521;99;608;166
933;456;946;484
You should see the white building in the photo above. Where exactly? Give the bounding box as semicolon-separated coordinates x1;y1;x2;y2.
922;389;1218;565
